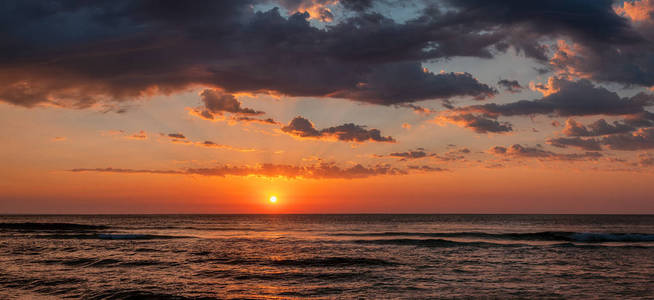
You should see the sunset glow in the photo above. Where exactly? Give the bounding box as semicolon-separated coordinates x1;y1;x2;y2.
0;0;653;214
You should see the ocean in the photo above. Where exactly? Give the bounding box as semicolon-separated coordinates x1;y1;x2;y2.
0;214;653;299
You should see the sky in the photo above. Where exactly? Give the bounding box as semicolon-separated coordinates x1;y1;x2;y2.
1;0;654;213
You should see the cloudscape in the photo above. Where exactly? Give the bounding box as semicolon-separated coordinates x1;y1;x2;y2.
2;0;654;213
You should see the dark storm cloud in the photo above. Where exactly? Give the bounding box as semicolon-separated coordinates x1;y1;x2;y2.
497;79;522;93
281;116;395;143
489;144;602;161
444;0;639;46
4;0;653;118
0;0;503;109
546;137;602;151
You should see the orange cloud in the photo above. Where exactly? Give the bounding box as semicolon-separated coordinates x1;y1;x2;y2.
68;162;443;180
615;0;654;22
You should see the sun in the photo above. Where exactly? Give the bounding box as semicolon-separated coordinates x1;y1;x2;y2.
269;195;277;203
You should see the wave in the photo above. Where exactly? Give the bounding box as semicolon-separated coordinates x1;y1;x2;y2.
353;238;522;248
96;233;190;240
32;233;191;240
0;222;109;231
190;256;395;267
333;231;654;243
271;257;395;267
41;257;175;268
84;289;217;300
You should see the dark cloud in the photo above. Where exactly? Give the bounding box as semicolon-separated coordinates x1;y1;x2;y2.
340;0;373;12
397;103;436;115
497;79;522;93
546;137;602;151
489;144;602;161
437;113;512;133
388;150;430;160
281;116;395;143
406;165;448;172
199;89;263;116
0;0;503;109
281;116;322;138
601;128;654;150
232;116;280;125
167;133;186;139
460;79;654;118
378;147;470;162
562;119;635;137
329;64;496;104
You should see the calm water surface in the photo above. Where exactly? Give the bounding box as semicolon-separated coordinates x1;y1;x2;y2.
0;214;653;299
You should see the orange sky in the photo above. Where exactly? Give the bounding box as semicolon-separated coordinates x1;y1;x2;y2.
1;1;654;213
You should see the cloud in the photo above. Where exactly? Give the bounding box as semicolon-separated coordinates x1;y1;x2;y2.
561;119;635;137
406;165;449;172
277;0;338;22
435;112;512;133
489;144;602;161
128;130;147;140
329;65;497;104
601;128;654;150
196;141;256;152
281;116;395;143
167;133;186;139
387;149;430;160
460;78;654;118
546;137;602;151
232;116;279;125
377;147;470;162
497;79;522;93
637;153;654;166
199;89;263;116
70;167;183;175
70;162;417;179
51;136;67;142
0;1;504;109
6;0;654;111
444;78;654;133
101;130;148;140
162;134;257;152
397;103;436;115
